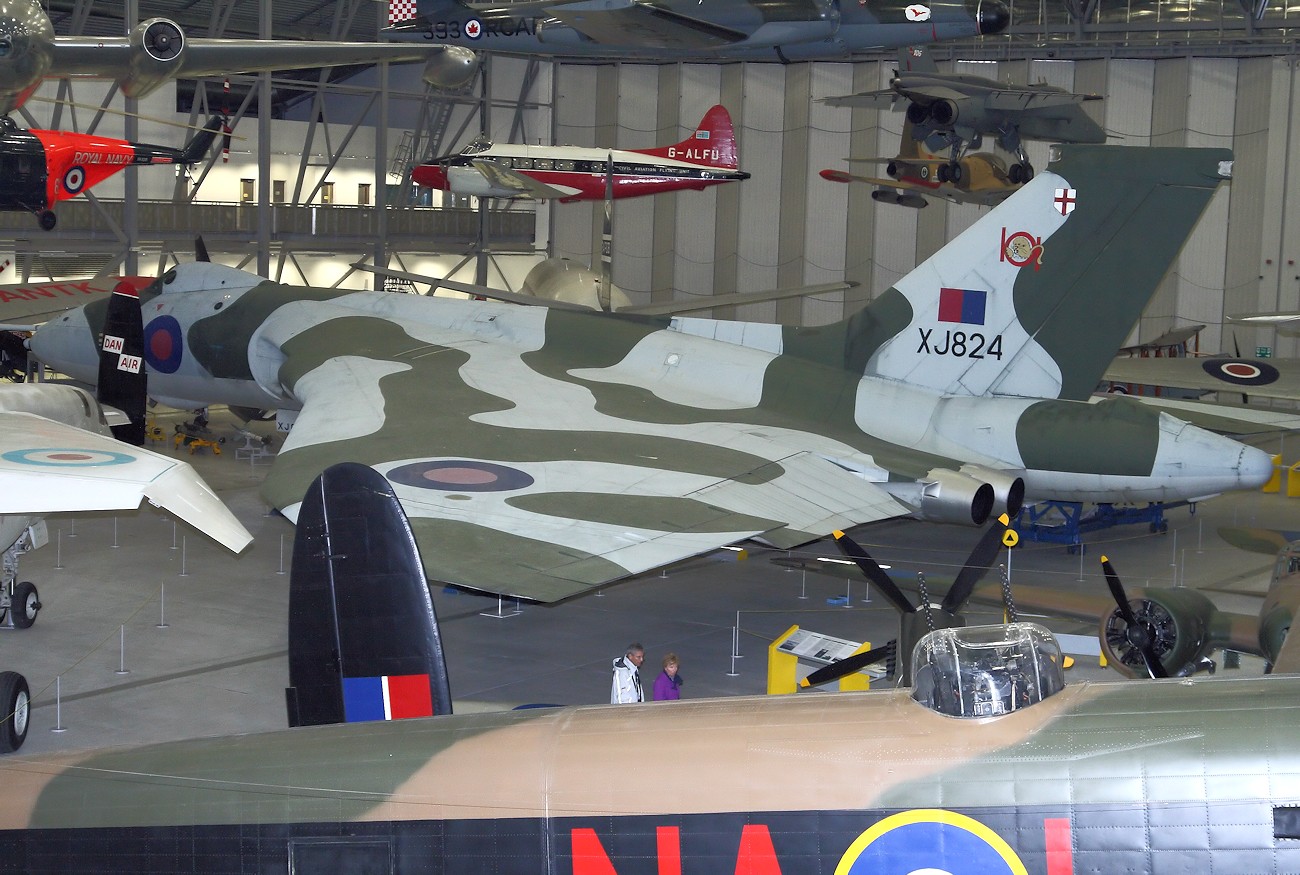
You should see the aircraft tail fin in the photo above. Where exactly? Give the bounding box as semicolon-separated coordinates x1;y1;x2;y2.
837;145;1231;401
95;280;146;446
178;115;225;165
635;105;739;169
286;462;453;728
898;45;938;73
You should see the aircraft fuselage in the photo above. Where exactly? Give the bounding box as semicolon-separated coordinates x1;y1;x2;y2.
28;263;1272;511
0;676;1298;872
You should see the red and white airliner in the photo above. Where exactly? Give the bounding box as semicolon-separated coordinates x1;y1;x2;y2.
411;105;749;202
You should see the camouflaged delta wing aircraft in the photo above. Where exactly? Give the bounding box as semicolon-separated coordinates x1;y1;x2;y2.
28;144;1273;604
1;462;1299;874
381;0;1010;62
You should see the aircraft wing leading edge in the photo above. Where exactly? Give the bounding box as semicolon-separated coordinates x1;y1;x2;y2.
0;411;252;553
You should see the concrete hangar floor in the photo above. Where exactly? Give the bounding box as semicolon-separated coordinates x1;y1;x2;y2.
1;405;1293;756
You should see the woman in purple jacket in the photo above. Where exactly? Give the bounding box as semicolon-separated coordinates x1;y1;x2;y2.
653;653;683;701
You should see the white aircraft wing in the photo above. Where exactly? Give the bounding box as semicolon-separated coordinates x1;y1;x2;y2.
470;159;572;200
49;37;433;85
984;89;1102;112
0;411;252;553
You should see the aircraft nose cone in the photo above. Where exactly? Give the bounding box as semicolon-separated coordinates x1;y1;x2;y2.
1238;443;1276;490
973;0;1010;34
412;163;448;190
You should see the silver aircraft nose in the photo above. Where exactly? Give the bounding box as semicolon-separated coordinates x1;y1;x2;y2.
972;0;1010;34
27;308;99;384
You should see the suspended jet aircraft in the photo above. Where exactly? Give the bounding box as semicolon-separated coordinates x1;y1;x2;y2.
825;45;1105;178
820;116;1021;208
414;105;750;202
27;145;1271;605
0;114;224;231
382;0;1010;61
0;0;475;120
1;463;1299;873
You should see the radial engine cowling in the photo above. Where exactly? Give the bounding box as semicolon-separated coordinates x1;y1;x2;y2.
422;47;480;90
1099;587;1217;679
121;19;186;99
915;468;995;526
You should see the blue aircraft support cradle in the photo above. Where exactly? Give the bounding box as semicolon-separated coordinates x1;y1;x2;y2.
1014;501;1185;553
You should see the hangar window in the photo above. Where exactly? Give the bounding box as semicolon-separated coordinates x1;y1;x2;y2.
534;159;553;171
272;180;285;203
555;160;574;172
358;183;371;206
911;623;1065;718
513;158;534;170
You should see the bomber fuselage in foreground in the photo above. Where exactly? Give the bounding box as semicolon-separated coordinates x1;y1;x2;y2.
0;675;1297;872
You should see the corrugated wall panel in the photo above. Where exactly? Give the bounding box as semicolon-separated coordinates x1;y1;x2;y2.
733;64;787;323
803;63;854;325
1174;58;1236;353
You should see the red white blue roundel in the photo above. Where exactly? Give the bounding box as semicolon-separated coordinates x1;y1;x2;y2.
63;165;86;195
144;315;184;374
1201;358;1279;387
464;18;483;38
835;810;1028;875
388;460;534;493
2;448;134;467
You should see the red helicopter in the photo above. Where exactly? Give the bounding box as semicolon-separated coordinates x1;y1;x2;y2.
0;115;223;230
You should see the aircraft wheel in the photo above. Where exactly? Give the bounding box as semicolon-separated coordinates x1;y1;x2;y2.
37;211;56;231
1009;164;1024;184
10;582;39;629
949;162;963;183
0;671;30;753
937;164;951;183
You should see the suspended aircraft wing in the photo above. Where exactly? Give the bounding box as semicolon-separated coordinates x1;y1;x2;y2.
545;0;748;48
983;88;1104;112
49;38;436;83
1229;310;1300;333
0;410;251;553
1104;356;1300;403
820;90;900;110
470;159;573;200
259;304;911;602
823;165;1016;208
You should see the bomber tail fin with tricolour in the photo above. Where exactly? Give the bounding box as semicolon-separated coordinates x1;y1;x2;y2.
286;462;452;728
633;105;740;170
847;145;1232;401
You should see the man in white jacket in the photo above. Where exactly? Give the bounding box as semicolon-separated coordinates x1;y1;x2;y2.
610;643;645;704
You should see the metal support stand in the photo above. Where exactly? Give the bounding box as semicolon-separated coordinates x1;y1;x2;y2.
479;596;521;619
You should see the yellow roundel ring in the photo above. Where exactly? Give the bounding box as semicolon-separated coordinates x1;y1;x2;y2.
834;808;1029;875
1002;529;1020;548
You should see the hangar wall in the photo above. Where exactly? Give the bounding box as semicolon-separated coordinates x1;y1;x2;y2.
549;56;1300;360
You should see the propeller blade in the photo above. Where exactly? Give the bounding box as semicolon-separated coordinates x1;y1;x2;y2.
832;530;916;615
942;513;1011;613
1100;556;1168;679
799;643;894;689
